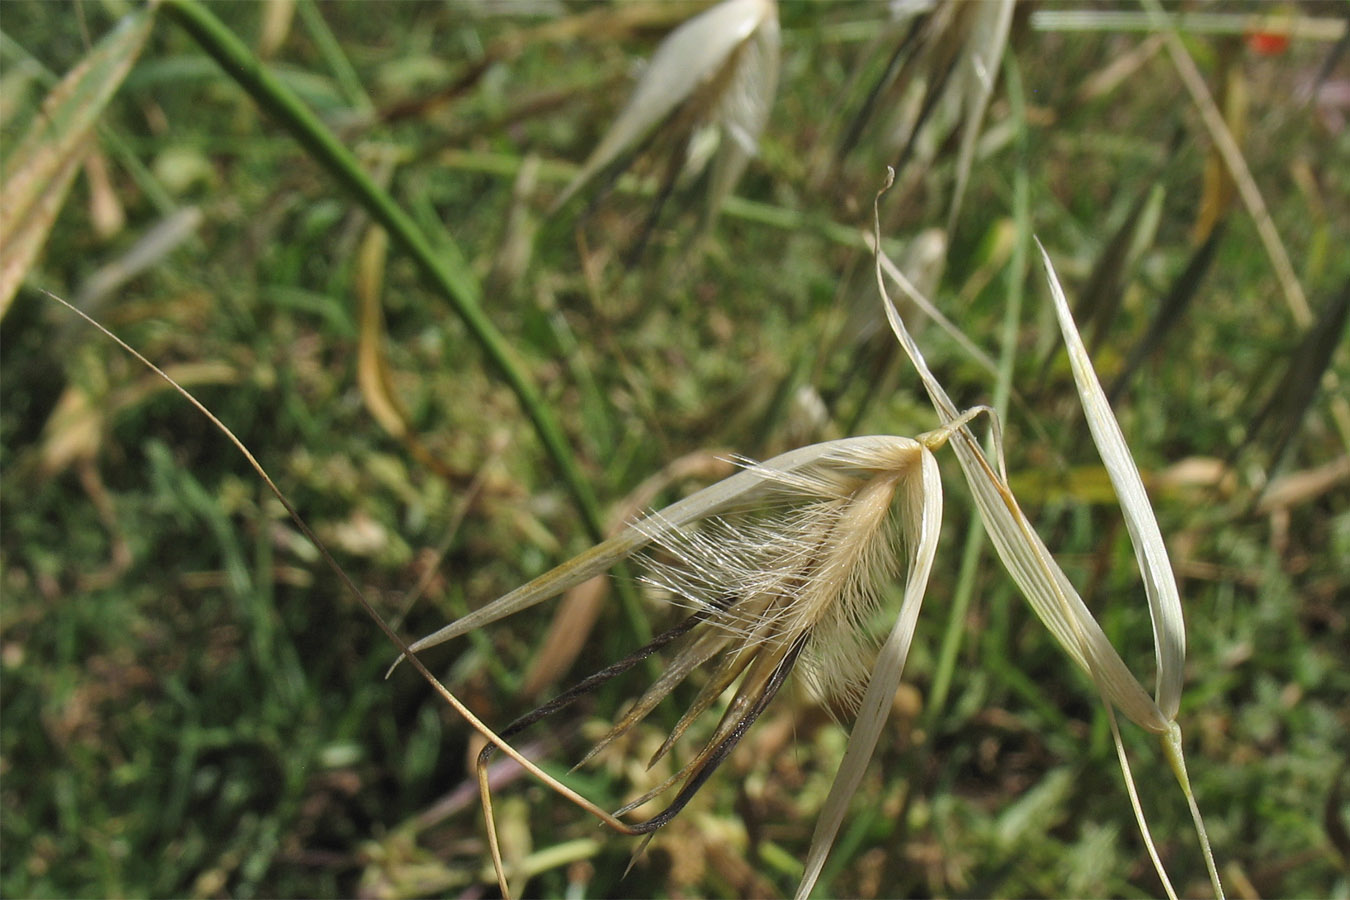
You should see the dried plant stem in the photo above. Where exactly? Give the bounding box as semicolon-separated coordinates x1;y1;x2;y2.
1140;0;1309;325
1142;0;1350;476
1034;9;1347;41
478;762;510;897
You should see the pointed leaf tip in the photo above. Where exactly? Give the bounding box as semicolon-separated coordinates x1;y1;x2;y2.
1036;239;1186;720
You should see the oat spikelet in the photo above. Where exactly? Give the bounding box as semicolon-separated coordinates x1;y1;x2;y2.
640;440;910;713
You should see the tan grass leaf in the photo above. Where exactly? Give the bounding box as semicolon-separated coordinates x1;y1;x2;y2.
355;224;466;483
1036;238;1186;719
83;150;125;240
875;222;1166;733
0;8;155;316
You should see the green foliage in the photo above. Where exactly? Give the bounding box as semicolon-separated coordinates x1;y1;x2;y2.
2;2;1347;898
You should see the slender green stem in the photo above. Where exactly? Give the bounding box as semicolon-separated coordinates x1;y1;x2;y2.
924;516;984;726
1161;723;1226;899
159;0;613;557
925;55;1032;727
296;0;372;112
993;57;1031;427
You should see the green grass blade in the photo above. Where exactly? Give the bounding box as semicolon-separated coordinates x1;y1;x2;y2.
928;52;1031;726
1243;279;1350;478
159;0;610;552
1076;181;1163;356
295;0;372;113
1107;221;1227;405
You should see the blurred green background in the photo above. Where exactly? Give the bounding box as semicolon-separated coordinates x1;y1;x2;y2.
2;1;1347;897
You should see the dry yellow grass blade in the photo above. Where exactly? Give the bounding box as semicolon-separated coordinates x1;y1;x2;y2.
1036;237;1186;719
1191;47;1244;244
1139;0;1309;326
0;8;154;316
354;224;467;483
256;0;296;60
1256;455;1350;514
82;149;125;240
355;225;407;441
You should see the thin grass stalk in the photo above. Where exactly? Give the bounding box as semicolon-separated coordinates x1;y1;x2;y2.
47;292;649;865
1032;8;1347;41
927;54;1032;724
295;0;372;112
1137;0;1310;326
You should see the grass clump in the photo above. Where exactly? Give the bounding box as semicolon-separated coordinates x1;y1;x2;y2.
2;2;1347;897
